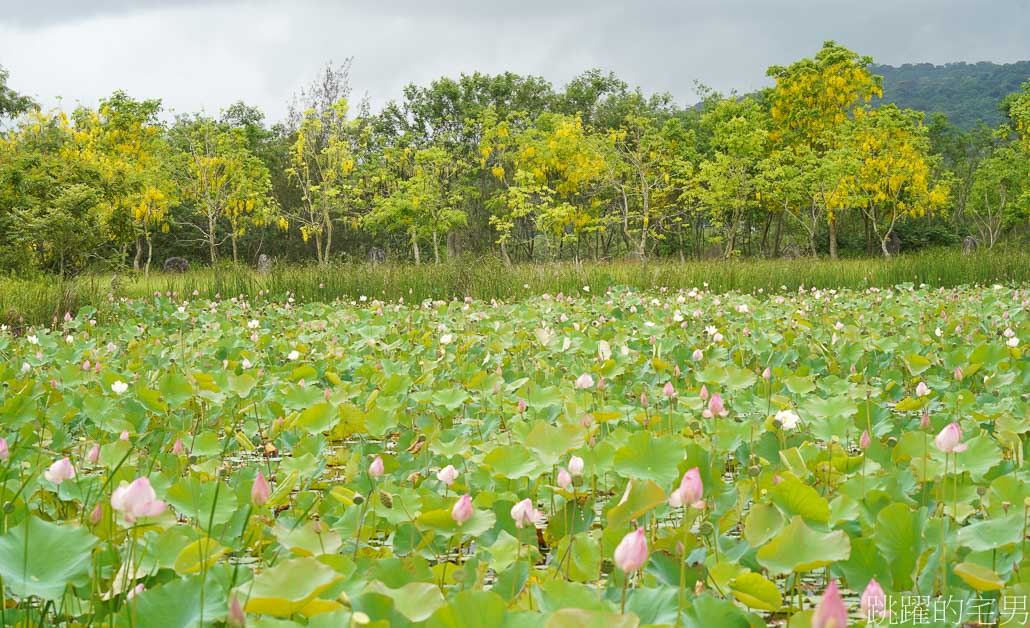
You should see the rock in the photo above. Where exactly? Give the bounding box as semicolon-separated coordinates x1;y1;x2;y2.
163;257;189;273
367;247;386;265
962;236;978;256
257;253;272;274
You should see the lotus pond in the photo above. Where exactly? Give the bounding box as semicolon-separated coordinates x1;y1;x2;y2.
0;283;1027;627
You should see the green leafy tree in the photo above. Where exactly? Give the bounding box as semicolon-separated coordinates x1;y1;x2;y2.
365;145;467;264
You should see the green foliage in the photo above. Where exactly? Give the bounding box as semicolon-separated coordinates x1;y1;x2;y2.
0;50;1028;273
0;280;1025;624
873;61;1030;129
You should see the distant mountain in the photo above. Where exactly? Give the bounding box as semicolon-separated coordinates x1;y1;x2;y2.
872;61;1030;129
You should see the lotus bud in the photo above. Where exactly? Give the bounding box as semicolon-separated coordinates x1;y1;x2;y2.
557;468;572;490
369;456;385;479
568;456;584;476
613;527;649;573
813;580;848;628
451;494;473;524
228;595;246;628
86;443;100;464
859;430;871;450
251;470;270;506
934;422;968;453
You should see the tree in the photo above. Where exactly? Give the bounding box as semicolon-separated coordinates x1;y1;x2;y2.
767;41;883;258
287;98;364;264
171;115;275;264
484;113;606;263
690;96;769;257
602;112;686;260
365;145;467;264
77;92;173;273
837;106;949;256
0;110;107;274
968;143;1029;247
0;65;35;121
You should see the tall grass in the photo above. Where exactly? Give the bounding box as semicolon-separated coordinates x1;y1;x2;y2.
2;248;1028;329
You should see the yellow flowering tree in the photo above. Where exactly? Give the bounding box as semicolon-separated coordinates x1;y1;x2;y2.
767;41;883;257
287;98;362;265
836;106;949;256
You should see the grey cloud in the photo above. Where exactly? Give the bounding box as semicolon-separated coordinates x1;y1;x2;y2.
0;0;1027;123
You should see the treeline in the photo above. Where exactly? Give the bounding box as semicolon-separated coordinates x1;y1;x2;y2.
1;41;1028;274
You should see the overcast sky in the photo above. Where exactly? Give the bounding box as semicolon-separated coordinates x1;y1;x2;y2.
2;0;1028;122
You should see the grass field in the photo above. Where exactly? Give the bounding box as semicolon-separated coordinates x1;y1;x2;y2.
3;248;1029;330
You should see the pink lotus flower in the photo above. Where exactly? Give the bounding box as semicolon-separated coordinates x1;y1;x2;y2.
640;392;649;408
702;393;727;418
953;366;963;381
934;422;968;453
568;455;585;476
557;468;572;490
915;381;931;397
86;443;100;464
699;385;709;402
762;367;771;380
127;583;145;599
662;382;676;398
812;580;848;628
575;374;595;389
510;498;541;528
668;467;704;508
172;438;185;455
0;438;8;461
369;456;385;478
613;527;649;573
860;577;887;618
251;470;270;506
44;457;75;484
859;430;871;450
920;410;931;430
90;503;103;524
119;430;129;441
451;494;473;524
111;477;167;522
692;349;704;361
437;465;459;486
517;398;527;413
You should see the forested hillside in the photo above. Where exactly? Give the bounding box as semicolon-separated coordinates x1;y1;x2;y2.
873;61;1030;129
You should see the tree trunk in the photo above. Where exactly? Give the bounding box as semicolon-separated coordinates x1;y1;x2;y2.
828;219;838;260
432;230;440;264
231;231;239;264
411;230;421;265
145;236;153;277
500;241;512;266
208;213;218;264
133;237;143;272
